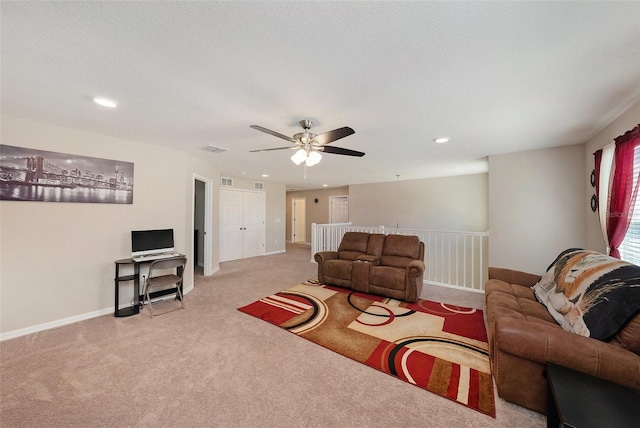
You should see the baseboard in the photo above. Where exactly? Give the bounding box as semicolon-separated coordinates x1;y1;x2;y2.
0;307;114;342
423;280;485;294
1;283;196;342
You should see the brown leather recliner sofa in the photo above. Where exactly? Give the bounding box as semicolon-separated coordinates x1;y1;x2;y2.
314;232;425;302
485;267;640;414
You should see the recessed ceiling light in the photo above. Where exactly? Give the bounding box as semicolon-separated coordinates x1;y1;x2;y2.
433;137;449;144
322;184;328;187
93;97;118;108
261;174;269;177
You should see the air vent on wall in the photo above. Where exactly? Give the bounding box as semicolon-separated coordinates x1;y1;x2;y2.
254;181;264;190
221;177;233;187
202;145;229;154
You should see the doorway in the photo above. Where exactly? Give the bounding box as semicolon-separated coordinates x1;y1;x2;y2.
292;197;306;243
329;195;349;223
193;175;213;276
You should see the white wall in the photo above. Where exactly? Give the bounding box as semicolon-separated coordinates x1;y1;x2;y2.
0;115;219;336
488;144;586;274
286;186;350;243
584;99;640;253
348;174;488;231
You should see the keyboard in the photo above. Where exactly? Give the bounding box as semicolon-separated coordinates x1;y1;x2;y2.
132;253;181;262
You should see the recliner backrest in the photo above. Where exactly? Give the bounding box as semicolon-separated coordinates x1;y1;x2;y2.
380;234;423;268
337;232;370;261
366;233;386;258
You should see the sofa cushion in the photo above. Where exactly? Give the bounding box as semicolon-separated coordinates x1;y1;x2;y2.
532;249;640;341
370;266;406;291
323;259;354;281
609;314;640;355
486;285;558;326
379;234;421;268
382;234;420;258
337;232;369;254
379;255;415;269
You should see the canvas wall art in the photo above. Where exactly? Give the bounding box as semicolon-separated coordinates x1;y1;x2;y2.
0;145;134;204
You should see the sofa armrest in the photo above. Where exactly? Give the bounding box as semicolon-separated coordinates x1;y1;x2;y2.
488;267;541;287
495;316;640;389
407;260;425;278
314;251;338;264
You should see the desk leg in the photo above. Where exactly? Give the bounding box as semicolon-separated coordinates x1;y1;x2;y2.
177;266;184;301
114;264;120;316
133;263;141;313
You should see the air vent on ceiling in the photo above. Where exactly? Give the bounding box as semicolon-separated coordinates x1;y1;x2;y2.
254;181;264;190
202;145;229;154
221;177;233;187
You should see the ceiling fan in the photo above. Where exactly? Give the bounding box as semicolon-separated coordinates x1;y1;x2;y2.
249;120;364;177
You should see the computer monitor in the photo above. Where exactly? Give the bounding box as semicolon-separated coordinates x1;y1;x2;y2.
131;229;174;257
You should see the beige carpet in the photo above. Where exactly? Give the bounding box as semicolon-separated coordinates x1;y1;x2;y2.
0;243;545;427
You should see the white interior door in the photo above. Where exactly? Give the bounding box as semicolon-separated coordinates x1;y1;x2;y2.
219;189;244;262
293;198;306;243
242;191;265;258
220;189;265;262
330;196;349;223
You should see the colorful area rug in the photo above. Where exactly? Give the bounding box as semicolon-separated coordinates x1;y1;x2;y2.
238;280;495;417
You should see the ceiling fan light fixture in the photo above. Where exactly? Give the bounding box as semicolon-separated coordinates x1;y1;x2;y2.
291;149;307;165
305;150;322;166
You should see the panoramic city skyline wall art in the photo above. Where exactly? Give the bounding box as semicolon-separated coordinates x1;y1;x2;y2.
0;145;134;204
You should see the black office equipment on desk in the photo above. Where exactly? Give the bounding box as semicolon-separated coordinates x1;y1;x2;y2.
131;228;175;258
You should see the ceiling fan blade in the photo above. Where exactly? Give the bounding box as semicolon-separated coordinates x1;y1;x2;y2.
249;146;295;152
250;125;297;143
313;127;355;145
321;146;365;157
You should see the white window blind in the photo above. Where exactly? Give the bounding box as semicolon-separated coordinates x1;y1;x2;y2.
618;145;640;265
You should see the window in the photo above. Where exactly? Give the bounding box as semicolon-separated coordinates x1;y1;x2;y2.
618;145;640;265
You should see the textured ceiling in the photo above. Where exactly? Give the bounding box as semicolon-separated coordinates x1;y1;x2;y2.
2;1;639;190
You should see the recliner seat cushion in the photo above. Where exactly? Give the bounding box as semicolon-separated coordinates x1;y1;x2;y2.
323;259;353;281
379;255;415;269
370;266;405;291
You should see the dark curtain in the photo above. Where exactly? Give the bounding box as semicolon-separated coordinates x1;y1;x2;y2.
608;124;640;258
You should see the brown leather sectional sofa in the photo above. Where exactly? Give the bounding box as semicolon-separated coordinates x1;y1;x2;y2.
485;267;640;414
314;232;425;302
